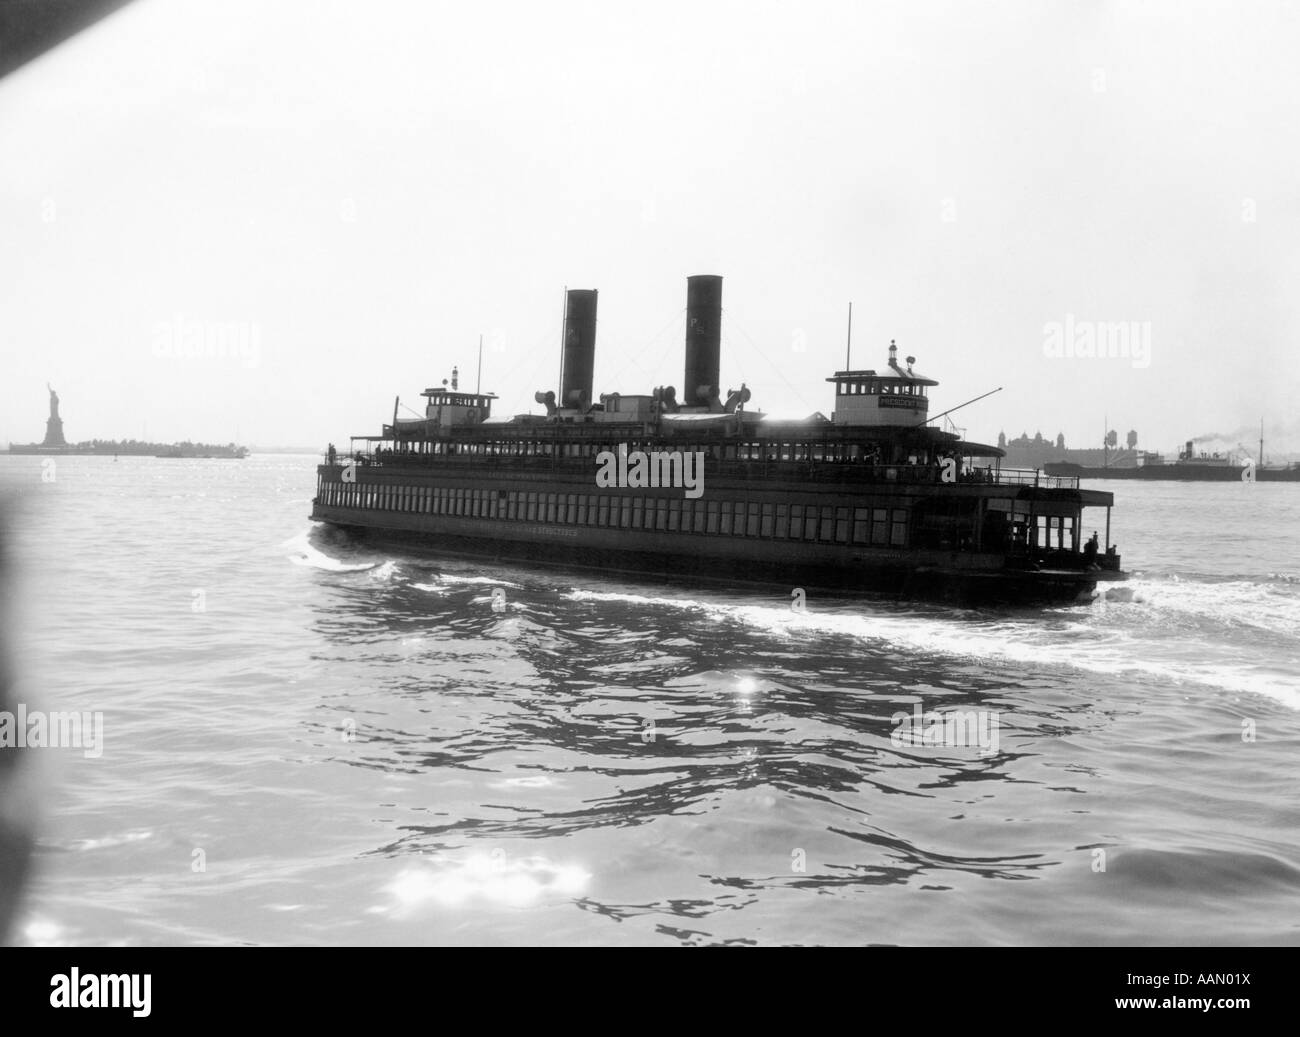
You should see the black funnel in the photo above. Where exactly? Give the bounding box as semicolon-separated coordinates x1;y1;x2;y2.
684;275;722;405
560;289;597;409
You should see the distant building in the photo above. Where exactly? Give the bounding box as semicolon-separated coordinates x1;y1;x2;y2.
999;427;1143;469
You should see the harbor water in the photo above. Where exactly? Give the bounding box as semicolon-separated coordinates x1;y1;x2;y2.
3;454;1298;945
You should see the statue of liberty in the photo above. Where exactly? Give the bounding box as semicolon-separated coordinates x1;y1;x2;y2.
42;383;66;447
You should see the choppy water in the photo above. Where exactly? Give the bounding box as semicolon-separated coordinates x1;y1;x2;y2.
2;455;1299;945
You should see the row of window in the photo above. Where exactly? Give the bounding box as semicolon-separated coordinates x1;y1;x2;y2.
835;381;927;397
317;480;910;546
359;441;917;463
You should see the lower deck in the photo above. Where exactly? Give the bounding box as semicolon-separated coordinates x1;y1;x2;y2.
309;464;1125;605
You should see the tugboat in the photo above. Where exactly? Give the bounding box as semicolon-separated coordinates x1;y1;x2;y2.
310;276;1127;605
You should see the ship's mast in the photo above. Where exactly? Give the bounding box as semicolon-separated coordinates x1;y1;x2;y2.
1260;418;1265;466
557;285;567;405
476;334;483;395
845;302;853;369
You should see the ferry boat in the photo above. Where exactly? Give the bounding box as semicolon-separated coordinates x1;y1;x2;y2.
310;276;1127;605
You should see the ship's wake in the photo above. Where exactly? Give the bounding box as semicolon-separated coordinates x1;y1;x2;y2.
287;522;1300;711
567;573;1300;711
284;529;382;573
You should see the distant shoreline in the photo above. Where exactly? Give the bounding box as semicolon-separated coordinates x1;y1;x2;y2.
7;441;249;458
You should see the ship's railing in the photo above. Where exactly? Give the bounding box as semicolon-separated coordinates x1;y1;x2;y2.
321;451;1080;490
991;467;1079;489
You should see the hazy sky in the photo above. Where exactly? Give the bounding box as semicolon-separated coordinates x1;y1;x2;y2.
3;0;1298;455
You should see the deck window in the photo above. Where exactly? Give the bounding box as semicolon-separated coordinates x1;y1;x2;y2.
719;501;733;536
669;499;681;531
835;507;850;543
761;503;774;538
804;507;819;541
788;505;802;539
871;508;889;545
706;500;719;534
819;507;835;541
891;508;908;546
598;496;610;526
775;504;789;538
747;502;761;537
853;508;870;543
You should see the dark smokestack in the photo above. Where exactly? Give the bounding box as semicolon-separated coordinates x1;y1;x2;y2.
684;275;722;406
560;289;598;409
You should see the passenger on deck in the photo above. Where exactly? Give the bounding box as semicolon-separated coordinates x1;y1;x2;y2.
1084;531;1099;566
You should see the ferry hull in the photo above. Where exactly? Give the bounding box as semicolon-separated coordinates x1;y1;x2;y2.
310;503;1119;607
